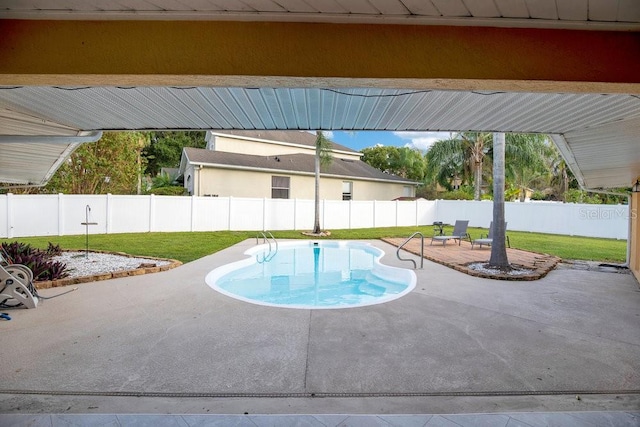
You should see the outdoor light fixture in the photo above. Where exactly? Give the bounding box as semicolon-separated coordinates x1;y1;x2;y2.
633;180;640;193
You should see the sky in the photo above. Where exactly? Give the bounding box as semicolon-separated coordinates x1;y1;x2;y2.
322;131;454;153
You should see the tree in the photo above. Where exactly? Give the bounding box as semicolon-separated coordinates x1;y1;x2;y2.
392;147;427;181
427;132;552;200
142;131;206;176
361;145;426;181
312;131;333;234
489;133;509;268
361;145;393;172
44;132;148;194
508;165;549;202
425;133;490;199
547;145;577;201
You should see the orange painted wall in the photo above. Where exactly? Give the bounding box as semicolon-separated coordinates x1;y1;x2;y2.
1;20;639;90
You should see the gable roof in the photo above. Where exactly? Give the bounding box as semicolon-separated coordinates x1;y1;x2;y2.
182;147;417;185
210;130;357;155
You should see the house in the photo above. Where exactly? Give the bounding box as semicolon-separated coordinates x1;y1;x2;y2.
179;131;418;200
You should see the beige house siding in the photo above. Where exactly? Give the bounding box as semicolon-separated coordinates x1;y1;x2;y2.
351;180;414;200
194;167;413;200
208;133;361;161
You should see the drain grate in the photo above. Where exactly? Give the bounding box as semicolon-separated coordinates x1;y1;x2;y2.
1;389;639;398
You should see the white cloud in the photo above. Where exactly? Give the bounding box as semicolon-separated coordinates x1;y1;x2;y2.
392;131;453;151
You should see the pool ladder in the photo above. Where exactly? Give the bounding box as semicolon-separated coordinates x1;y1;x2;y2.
396;232;424;269
256;231;278;263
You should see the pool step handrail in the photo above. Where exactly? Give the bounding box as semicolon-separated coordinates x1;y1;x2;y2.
256;231;278;263
397;232;424;269
265;231;278;253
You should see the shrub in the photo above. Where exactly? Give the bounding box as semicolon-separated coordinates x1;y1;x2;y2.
530;190;547;201
46;242;63;257
438;189;474;200
1;241;34;260
564;189;603;204
149;186;187;196
1;241;68;281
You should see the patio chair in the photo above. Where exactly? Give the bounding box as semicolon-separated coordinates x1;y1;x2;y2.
430;220;470;246
0;263;38;309
471;221;511;249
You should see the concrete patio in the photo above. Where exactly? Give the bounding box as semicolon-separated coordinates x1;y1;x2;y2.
1;239;639;425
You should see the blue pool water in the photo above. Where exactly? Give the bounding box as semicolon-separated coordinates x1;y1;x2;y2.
205;241;416;309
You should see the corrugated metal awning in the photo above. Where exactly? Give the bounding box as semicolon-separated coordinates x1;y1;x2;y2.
0;133;102;186
1;86;639;188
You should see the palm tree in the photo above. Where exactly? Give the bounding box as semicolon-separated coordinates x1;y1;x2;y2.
425;137;472;192
464;133;491;200
509;167;548;201
503;135;558;201
488;133;550;267
547;145;576;201
425;132;491;200
427;132;552;200
489;132;509;268
312;131;333;234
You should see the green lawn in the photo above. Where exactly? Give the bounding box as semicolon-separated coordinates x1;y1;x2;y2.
2;226;627;264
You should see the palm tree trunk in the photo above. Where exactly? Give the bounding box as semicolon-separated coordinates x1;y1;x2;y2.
489;132;510;268
474;160;482;200
313;136;321;234
471;134;485;201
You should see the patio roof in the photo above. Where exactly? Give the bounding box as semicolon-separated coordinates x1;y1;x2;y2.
1;86;638;188
0;132;102;186
2;0;639;30
0;0;638;188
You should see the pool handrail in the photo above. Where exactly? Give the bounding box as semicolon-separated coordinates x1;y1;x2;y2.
397;232;424;269
255;231;278;263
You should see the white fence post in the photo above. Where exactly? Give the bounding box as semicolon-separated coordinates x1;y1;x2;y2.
106;193;112;234
6;193;13;239
148;194;155;232
322;199;326;230
228;197;232;231
395;200;399;227
263;197;267;231
58;193;64;236
190;195;196;232
293;198;297;230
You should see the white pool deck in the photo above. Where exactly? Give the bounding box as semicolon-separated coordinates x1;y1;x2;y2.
1;239;639;426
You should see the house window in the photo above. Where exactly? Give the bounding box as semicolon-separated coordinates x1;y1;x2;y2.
342;181;353;200
271;176;290;199
403;186;412;197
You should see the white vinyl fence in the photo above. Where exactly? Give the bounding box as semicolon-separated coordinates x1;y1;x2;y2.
0;194;629;240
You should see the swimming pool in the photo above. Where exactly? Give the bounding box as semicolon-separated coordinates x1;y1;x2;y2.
205;241;416;309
